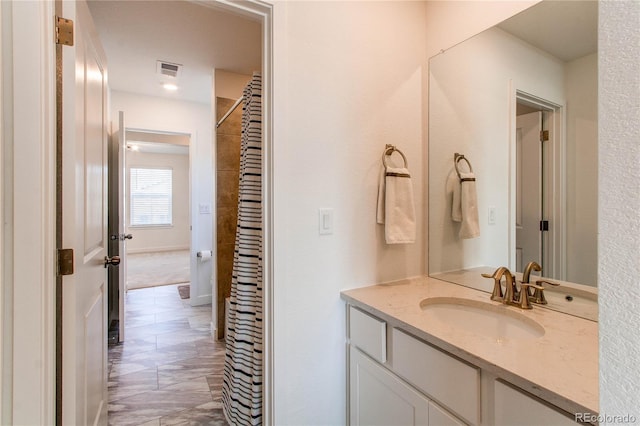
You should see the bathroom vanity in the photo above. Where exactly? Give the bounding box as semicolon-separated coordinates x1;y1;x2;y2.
341;277;598;426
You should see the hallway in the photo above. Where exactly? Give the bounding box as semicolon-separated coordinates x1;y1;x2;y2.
108;284;228;425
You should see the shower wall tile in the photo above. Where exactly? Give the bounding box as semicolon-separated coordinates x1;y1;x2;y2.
216;97;243;136
217;170;240;208
217;134;241;171
216;206;238;246
216;96;242;341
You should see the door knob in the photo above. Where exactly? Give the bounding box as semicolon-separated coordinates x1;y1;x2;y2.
104;255;121;268
123;234;133;240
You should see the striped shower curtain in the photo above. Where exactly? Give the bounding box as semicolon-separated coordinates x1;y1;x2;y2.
222;73;263;425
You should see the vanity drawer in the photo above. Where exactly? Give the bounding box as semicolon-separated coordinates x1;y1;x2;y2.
392;328;480;425
494;380;578;426
349;306;386;363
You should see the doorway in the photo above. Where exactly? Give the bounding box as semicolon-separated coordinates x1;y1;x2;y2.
514;91;564;279
0;0;273;424
108;128;193;345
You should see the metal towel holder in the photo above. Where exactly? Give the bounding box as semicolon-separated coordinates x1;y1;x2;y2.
454;153;474;180
382;144;408;168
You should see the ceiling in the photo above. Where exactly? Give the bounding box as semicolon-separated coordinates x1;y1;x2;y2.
87;0;262;105
498;0;598;62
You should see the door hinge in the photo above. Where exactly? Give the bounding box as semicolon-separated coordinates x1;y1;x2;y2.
57;248;74;276
55;17;74;46
539;220;549;232
540;130;549;142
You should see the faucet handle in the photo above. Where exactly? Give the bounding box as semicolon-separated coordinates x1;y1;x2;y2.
518;282;544;309
482;267;508;302
531;279;560;304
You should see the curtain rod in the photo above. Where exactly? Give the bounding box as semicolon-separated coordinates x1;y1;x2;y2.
216;96;243;128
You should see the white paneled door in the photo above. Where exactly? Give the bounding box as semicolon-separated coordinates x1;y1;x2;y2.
61;0;109;424
515;111;543;272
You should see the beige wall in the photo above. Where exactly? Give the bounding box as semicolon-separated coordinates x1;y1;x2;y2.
125;150;190;253
271;1;428;423
565;53;598;286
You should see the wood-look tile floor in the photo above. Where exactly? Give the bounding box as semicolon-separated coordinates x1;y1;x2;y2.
108;284;228;426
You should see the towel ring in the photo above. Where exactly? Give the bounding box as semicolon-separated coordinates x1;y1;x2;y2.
454;153;473;179
382;144;408;169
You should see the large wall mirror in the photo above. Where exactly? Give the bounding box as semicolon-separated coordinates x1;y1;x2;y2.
428;1;598;318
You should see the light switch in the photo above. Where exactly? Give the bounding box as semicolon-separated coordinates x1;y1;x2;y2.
488;206;496;225
319;208;334;235
199;203;211;214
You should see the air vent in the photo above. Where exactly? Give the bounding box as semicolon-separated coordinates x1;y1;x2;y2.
156;61;182;78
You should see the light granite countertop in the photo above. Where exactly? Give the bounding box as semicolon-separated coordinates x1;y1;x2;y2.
341;276;598;416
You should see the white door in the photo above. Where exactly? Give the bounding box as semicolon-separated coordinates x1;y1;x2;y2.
61;1;109;424
108;111;128;343
515;111;542;272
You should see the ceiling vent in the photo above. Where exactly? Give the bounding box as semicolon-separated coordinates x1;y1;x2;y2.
156;61;182;79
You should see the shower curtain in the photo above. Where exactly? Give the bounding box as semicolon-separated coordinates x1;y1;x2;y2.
222;73;263;426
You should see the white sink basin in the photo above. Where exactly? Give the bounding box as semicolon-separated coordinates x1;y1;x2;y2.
420;297;545;341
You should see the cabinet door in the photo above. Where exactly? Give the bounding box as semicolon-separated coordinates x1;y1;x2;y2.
350;346;429;426
429;401;465;426
494;381;578;426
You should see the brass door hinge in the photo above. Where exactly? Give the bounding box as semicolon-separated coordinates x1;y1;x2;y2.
540;130;549;142
57;248;74;276
56;17;74;46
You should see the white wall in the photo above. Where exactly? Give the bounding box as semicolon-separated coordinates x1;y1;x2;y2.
599;0;640;420
125;150;190;253
428;27;565;274
271;2;427;424
110;90;213;304
565;53;598;287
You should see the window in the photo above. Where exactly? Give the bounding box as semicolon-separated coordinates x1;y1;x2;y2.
130;167;172;226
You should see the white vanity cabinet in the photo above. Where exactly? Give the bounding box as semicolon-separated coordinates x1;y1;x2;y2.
348;307;466;426
349;346;430;426
494;381;578;426
347;305;583;426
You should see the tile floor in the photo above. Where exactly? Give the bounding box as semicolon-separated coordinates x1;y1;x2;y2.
108;284;229;426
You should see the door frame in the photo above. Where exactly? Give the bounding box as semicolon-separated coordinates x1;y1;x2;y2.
0;1;57;424
0;0;274;424
510;90;565;280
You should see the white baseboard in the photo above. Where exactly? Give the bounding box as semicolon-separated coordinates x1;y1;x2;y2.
190;293;213;307
126;245;189;254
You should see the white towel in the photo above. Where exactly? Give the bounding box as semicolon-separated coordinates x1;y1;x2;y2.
377;165;416;244
451;171;480;239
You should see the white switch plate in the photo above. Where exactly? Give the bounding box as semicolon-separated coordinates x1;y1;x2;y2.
488;206;496;225
319;208;334;235
199;203;211;214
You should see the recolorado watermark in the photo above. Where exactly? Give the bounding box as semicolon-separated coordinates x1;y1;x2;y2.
575;412;637;424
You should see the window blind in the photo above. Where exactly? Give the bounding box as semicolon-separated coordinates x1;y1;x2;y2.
130;168;172;226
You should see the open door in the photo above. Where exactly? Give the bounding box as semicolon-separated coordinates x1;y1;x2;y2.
515;111;543;272
60;0;109;423
108;111;129;343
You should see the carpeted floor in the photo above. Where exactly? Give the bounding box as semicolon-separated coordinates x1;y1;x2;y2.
127;250;190;290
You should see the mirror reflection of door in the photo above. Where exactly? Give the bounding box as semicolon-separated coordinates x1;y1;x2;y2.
515;111;543;272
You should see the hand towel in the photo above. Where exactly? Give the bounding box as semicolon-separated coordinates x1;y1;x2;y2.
451;173;462;222
456;172;480;239
377;165;416;244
